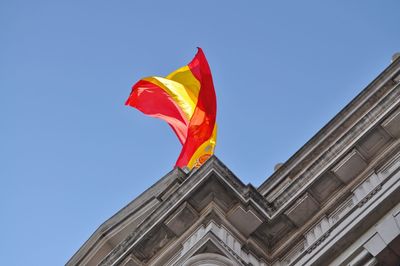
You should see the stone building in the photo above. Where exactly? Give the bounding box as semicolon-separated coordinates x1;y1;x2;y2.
67;56;400;266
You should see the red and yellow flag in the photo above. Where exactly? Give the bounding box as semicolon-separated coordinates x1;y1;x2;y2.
126;48;217;169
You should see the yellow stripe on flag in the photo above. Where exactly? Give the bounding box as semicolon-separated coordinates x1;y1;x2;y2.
187;125;217;169
167;65;201;104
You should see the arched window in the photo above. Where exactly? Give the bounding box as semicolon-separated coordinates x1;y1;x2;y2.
183;253;233;266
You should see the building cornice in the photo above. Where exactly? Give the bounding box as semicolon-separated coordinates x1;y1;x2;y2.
258;58;400;196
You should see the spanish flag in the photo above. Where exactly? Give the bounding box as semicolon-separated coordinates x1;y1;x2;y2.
126;48;217;169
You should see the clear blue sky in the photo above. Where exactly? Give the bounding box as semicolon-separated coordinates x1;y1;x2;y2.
1;1;399;265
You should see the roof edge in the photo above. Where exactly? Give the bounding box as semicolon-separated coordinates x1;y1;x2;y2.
258;57;400;194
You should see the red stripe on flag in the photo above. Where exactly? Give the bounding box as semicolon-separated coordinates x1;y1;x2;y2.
175;48;217;167
125;80;189;144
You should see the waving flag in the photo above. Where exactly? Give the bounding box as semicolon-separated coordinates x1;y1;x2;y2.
126;48;217;169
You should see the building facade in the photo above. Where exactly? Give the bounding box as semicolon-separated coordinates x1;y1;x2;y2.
68;56;400;266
